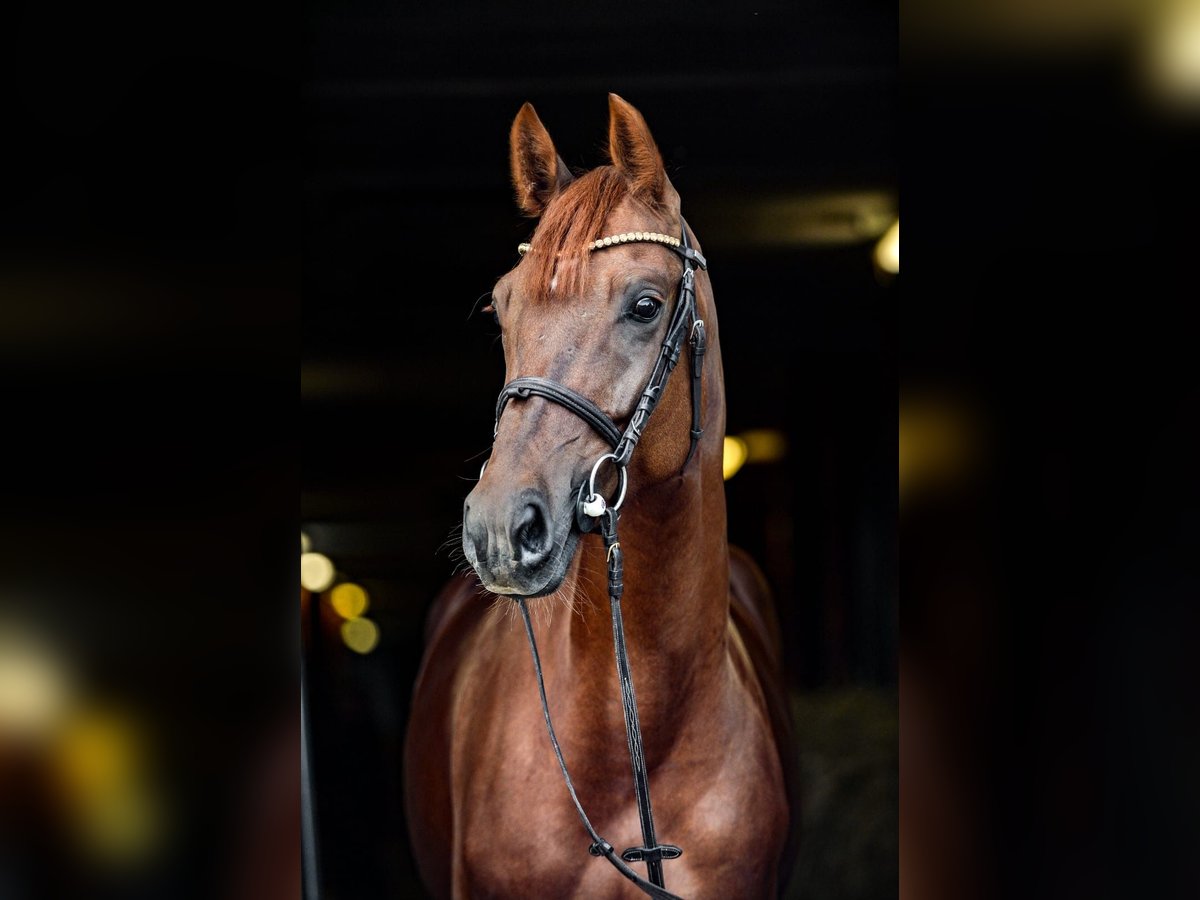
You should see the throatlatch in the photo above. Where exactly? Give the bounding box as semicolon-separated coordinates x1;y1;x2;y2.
496;219;706;899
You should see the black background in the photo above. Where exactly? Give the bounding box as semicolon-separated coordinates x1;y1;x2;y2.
902;46;1200;900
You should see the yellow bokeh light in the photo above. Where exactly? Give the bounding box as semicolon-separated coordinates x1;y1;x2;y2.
331;582;369;619
53;708;164;865
898;399;977;502
875;218;899;274
300;552;336;593
739;428;788;464
723;436;749;480
341;617;380;654
57;712;136;794
0;625;73;738
1145;0;1200;107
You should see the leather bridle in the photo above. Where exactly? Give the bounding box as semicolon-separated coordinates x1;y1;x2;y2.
491;218;707;899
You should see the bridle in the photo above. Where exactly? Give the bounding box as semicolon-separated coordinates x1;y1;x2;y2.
490;218;707;899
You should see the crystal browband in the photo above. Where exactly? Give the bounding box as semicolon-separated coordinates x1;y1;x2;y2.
517;231;684;257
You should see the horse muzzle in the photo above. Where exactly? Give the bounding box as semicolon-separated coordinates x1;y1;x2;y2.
462;486;577;597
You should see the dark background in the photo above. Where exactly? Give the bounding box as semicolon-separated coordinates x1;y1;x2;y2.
5;3;298;899
303;1;897;897
901;3;1200;890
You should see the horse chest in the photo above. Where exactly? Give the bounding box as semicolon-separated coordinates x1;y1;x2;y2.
449;671;785;899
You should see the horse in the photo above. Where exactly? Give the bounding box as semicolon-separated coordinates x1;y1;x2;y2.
404;94;793;899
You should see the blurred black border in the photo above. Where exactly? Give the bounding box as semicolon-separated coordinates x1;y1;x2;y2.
4;2;299;897
902;42;1200;900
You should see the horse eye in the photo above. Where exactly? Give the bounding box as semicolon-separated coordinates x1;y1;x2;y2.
629;296;663;322
483;304;500;329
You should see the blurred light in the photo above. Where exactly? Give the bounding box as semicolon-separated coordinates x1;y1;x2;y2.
0;623;73;739
905;0;1143;51
300;552;335;592
55;710;139;807
330;582;369;620
740;428;788;464
340;617;380;654
1146;0;1200;107
300;531;311;554
899;399;977;501
875;218;900;274
694;190;896;248
723;436;748;480
53;708;164;865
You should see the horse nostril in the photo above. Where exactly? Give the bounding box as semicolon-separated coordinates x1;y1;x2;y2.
513;501;552;567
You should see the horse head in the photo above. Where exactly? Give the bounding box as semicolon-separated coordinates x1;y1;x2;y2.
463;94;709;598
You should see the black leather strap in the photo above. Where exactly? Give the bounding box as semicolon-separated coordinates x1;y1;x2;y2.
665;241;707;272
622;845;684;863
610;222;705;471
679;224;705;469
496;376;622;448
517;596;683;900
600;509;667;887
683;319;706;469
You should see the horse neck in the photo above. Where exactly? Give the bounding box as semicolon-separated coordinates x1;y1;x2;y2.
554;372;729;743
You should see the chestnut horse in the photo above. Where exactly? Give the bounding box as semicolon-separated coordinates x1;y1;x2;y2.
405;95;793;898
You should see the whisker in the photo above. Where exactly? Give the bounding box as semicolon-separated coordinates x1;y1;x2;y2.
436;522;464;549
463;445;493;464
467;290;494;321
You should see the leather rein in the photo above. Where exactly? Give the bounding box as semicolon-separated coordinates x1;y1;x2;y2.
491;219;707;899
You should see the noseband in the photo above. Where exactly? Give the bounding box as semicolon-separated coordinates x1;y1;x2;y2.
490;219;707;899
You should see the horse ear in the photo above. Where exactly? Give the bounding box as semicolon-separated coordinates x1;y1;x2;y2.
607;93;669;207
509;102;573;217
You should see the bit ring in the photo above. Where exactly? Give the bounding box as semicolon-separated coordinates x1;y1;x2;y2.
587;453;628;513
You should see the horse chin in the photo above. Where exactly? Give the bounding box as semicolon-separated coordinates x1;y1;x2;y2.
477;527;579;600
521;529;579;599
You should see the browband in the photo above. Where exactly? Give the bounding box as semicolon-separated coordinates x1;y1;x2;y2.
518;230;707;272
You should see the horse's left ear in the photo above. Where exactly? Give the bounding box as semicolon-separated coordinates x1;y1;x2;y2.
607;94;675;209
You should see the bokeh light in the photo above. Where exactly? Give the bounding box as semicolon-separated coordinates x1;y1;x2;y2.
740;428;788;464
340;618;380;655
0;622;73;739
52;707;165;866
875;218;899;274
898;397;978;502
1144;0;1200;109
330;583;369;620
722;435;749;480
300;552;336;593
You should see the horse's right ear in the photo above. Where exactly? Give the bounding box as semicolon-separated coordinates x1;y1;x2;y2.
509;103;573;217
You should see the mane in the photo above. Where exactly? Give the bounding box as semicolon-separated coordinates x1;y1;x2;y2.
519;165;646;305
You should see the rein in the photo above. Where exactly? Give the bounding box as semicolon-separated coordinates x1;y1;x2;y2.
493;220;707;898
